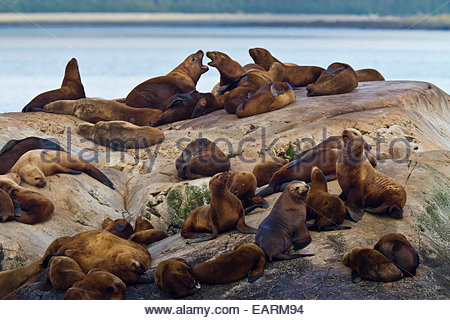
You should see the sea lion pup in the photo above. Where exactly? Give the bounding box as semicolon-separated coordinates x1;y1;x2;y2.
306;62;358;97
78;121;165;151
0;188;14;222
64;268;126;300
249;47;324;87
176;138;230;180
305;167;349;231
129;229;169;247
252;156;288;187
56;230;151;283
125;50;209;109
41;256;86;291
255;181;314;261
192;243;266;284
22;58;85;112
154;258;199;298
10;149;115;189
342;248;403;283
102;218;134;239
0;137;64;175
226;171;268;214
134;216;154;233
356;68;385;82
44;98;162;126
336;128;407;222
181;172;256;243
374;233;419;277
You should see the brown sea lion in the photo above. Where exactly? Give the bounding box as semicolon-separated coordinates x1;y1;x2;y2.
64;268;126;300
176;138;230;180
305;167;349;231
22;58;85;112
10;149;115;189
343;248;403;283
44;98;162;126
249;47;324;87
336;128;407;221
41;255;86;291
134;216;154;233
306;62;358;97
102;218;134;239
154;258;199;298
0;188;14;222
78;121;165;151
226;171;268;214
192;243;266;284
255;181;314;261
356;68;385;82
129;229;168;247
125;50;208;109
181;172;256;242
252;157;288;187
0;137;64;175
236;82;296;118
374;233;419;277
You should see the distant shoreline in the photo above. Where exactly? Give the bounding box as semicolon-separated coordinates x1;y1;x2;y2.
0;13;449;30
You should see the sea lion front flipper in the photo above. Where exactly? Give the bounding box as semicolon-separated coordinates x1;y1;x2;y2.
248;270;264;283
248;255;266;283
351;270;362;283
345;187;365;222
236;216;256;234
191;97;207;118
293;224;311;250
256;186;275;197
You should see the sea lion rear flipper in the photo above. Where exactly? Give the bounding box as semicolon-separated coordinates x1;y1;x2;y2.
82;163;115;189
186;233;218;244
55;165;82;175
256;186;275;197
273;253;314;260
351;270;362;283
191;97;207;118
248;270;264;283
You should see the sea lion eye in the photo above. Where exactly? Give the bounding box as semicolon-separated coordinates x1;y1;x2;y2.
35;177;40;180
191;57;195;61
295;186;299;190
353;132;357;136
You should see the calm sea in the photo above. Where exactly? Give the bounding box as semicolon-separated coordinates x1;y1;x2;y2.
0;26;449;113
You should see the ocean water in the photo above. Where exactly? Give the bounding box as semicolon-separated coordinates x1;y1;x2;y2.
0;25;449;113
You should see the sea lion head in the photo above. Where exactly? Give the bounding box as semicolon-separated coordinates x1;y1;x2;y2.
270;82;293;97
210;172;231;188
342;248;359;267
0;172;21;194
249;48;272;69
206;51;229;68
182;50;209;83
23;166;47;188
155;258;199;298
286;180;309;199
115;252;147;275
342;128;364;146
77;123;94;139
268;62;285;82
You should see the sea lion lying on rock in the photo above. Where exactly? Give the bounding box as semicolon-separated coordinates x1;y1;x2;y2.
252;157;288;187
154;258;199;298
356;68;385;82
129;229;169;247
306;62;358;97
41;255;86;291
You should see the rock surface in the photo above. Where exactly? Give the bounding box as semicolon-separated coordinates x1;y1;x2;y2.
0;81;448;299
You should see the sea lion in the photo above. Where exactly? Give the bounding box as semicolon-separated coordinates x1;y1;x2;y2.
0;137;64;175
306;62;358;97
22;58;85;112
305;167;349;231
236;82;296;118
134;216;154;233
41;255;86;291
374;233;419;277
336;128;407;221
356;68;385;82
255;181;314;261
10;149;115;189
176;138;230;180
342;248;403;283
102;218;134;239
181;172;256;242
64;268;126;300
192;243;266;284
226;171;268;214
154;258;199;298
249;47;324;87
78;121;164;151
44;98;162;126
252;156;288;187
129;229;168;247
125;50;208;109
0;188;14;222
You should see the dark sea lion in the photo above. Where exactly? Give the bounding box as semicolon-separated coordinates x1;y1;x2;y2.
41;255;86;291
252;157;288;187
306;62;358;97
0;137;64;175
0;188;14;222
305;167;349;231
192;243;266;284
64;268;126;300
374;233;419;277
336;128;407;221
10;149;115;189
125;50;208;109
356;68;385;82
102;218;134;240
226;171;268;214
78;121;165;151
129;229;168;247
44;98;162;126
249;47;324;87
236;82;296;118
255;181;314;261
22;58;85;112
176;138;230;180
134;216;154;233
181;172;256;242
154;258;199;298
343;248;403;283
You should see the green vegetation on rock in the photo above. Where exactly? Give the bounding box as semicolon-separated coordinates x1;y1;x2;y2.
166;184;211;225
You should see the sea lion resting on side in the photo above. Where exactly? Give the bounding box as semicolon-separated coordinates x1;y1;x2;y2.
256;181;314;261
356;68;385;82
306;62;358;97
22;58;86;112
0;188;14;222
102;218;134;239
336;128;406;221
41;255;86;291
154;258;199;298
134;216;154;233
343;248;403;283
78;121;165;151
10;149;115;189
129;229;168;247
226;171;268;214
192;243;266;284
252;156;288;187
